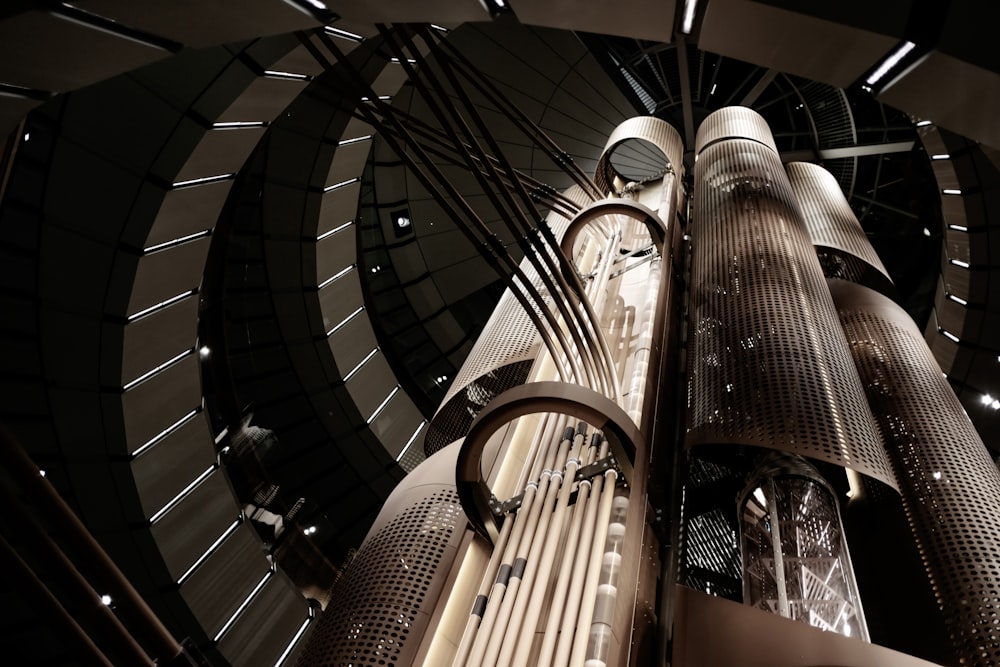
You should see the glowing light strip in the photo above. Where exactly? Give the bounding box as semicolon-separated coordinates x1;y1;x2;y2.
318;265;354;289
950;258;970;268
263;70;311;81
212;121;268;129
948;224;968;231
947;293;968;305
327;306;364;337
941;329;960;343
273;617;313;667
367;386;400;424
931;154;950;160
131;409;198;457
324;177;359;193
172;173;234;189
177;519;240;584
866;41;916;86
681;0;699;34
127;290;197;321
324;26;364;42
123;348;194;391
149;465;216;524
395;421;427;462
317;221;353;241
338;135;372;146
143;229;211;254
343;348;378;382
942;188;962;195
213;571;274;641
916;120;932;127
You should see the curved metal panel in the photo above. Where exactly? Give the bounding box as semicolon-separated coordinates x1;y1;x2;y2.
297;443;467;666
786;161;893;292
694;106;778;155
559;198;668;259
455;381;643;543
687;107;895;489
595;116;684;194
831;278;1000;667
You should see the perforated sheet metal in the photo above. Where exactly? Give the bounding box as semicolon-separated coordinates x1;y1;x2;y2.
595;116;684;194
786;161;892;288
295;488;463;666
694;106;778;155
425;189;591;453
832;279;1000;667
686;109;895;489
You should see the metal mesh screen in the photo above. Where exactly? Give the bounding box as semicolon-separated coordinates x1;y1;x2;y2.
832;279;1000;667
686;109;894;489
296;489;463;666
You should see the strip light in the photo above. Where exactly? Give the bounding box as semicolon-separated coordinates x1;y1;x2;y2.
395;421;427;462
681;0;699;34
866;41;916;86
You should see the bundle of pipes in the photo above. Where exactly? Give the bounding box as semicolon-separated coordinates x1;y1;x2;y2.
454;419;620;666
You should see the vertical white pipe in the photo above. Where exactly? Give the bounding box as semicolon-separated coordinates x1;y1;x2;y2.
552;439;611;667
462;416;564;666
480;427;573;666
583;489;630;666
568;467;619;667
505;426;587;667
534;433;601;665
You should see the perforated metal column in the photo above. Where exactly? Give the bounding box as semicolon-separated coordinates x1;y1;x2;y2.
832;279;1000;667
296;445;467;666
686;107;894;488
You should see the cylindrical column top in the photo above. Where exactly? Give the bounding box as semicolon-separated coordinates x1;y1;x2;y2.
695;106;778;156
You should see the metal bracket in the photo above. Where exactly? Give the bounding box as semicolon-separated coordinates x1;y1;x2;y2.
487;454;627;518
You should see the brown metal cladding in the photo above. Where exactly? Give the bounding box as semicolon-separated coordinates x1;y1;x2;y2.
687;107;895;489
832;278;1000;667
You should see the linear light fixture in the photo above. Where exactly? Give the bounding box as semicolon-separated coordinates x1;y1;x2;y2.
327;306;364;337
948;223;968;232
263;70;311;81
916;119;933;127
273;617;313;667
318;264;354;290
177;519;240;584
344;348;378;382
212;121;268;129
931;154;951;160
123;348;195;391
947;293;968;305
149;464;216;524
866;41;916;86
213;571;273;642
395;421;427;462
127;289;197;321
338;135;373;146
324;177;359;193
317;220;354;241
172;173;234;189
681;0;699;34
143;229;211;254
943;188;962;195
940;329;960;343
950;258;970;268
324;26;364;42
131;409;199;457
367;386;400;424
